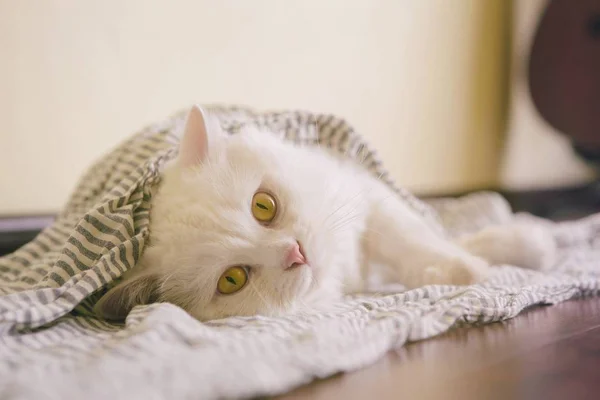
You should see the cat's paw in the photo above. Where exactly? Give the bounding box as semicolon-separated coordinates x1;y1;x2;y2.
421;255;489;286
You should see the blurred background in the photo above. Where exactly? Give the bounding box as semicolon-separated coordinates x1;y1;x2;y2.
1;0;598;218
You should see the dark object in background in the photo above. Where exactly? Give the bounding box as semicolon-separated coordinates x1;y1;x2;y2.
0;216;54;256
501;182;600;221
529;0;600;167
526;0;600;218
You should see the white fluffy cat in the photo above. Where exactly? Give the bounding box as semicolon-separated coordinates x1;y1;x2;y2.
94;105;556;321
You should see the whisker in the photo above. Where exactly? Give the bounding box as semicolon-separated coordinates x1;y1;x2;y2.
248;278;271;311
327;213;360;234
322;188;368;227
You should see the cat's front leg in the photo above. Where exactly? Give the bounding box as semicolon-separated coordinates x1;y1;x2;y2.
364;186;489;289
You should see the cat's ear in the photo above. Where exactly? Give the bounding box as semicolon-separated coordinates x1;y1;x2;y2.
177;104;220;167
93;273;160;320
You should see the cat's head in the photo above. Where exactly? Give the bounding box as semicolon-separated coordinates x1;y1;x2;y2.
95;105;361;321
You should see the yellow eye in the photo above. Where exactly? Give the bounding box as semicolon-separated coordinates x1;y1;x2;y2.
251;192;277;223
217;266;248;295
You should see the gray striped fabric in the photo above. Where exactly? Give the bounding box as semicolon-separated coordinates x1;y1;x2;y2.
1;105;599;400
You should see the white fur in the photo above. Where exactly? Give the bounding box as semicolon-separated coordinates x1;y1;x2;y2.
94;105;557;321
456;222;557;270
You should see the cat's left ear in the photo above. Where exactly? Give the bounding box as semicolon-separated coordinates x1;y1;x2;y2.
177;104;221;167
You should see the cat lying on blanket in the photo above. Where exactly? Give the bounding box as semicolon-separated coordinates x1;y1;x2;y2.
94;105;556;321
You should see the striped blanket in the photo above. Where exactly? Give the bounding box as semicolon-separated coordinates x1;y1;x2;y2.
1;106;599;400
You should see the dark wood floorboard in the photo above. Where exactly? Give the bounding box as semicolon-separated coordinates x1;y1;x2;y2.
276;296;600;400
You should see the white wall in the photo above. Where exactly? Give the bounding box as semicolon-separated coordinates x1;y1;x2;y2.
0;0;507;214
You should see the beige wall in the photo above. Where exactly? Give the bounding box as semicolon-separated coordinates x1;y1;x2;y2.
0;0;508;214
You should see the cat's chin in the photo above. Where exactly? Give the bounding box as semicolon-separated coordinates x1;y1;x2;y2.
284;264;315;299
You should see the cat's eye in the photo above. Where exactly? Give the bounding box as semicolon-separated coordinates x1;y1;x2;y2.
217;266;248;295
251;191;277;223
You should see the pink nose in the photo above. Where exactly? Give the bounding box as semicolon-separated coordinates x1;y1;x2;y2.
284;242;306;269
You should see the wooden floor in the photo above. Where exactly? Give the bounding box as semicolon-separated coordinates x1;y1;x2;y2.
276;296;600;400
